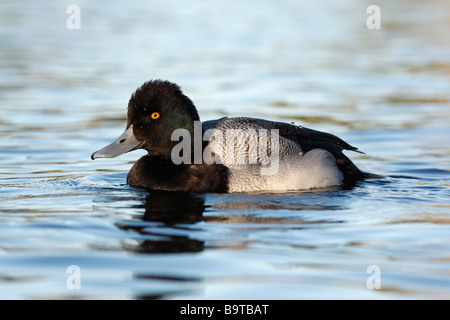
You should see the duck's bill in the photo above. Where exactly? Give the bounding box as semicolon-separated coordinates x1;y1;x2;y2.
91;125;143;160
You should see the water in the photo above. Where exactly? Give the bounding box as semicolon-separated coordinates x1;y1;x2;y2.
0;0;449;299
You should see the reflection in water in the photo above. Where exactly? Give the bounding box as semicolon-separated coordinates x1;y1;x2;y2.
142;192;207;225
115;192;207;254
112;190;347;299
133;273;203;300
114;189;345;255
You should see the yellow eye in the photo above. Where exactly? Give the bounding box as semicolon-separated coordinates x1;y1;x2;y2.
151;112;160;119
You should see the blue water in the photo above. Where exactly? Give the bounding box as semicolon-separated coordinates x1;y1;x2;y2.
0;0;449;299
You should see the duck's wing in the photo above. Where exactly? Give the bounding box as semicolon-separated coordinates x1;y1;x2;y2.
202;117;368;184
258;119;362;154
203;117;360;153
258;119;369;184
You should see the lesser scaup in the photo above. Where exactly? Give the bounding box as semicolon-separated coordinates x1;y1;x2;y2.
92;80;373;192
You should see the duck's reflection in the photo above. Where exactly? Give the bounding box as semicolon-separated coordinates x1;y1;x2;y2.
110;189;345;299
115;191;207;254
142;191;206;225
114;189;343;255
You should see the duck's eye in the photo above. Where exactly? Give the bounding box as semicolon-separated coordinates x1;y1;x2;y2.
151;112;160;119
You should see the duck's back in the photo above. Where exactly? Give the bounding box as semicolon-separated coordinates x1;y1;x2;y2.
202;117;363;192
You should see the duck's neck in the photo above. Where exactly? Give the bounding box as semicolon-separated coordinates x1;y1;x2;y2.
126;154;229;193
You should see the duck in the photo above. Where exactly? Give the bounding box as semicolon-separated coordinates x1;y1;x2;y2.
91;79;373;193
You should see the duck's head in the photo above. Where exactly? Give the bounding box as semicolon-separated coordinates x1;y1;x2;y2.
91;80;200;160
